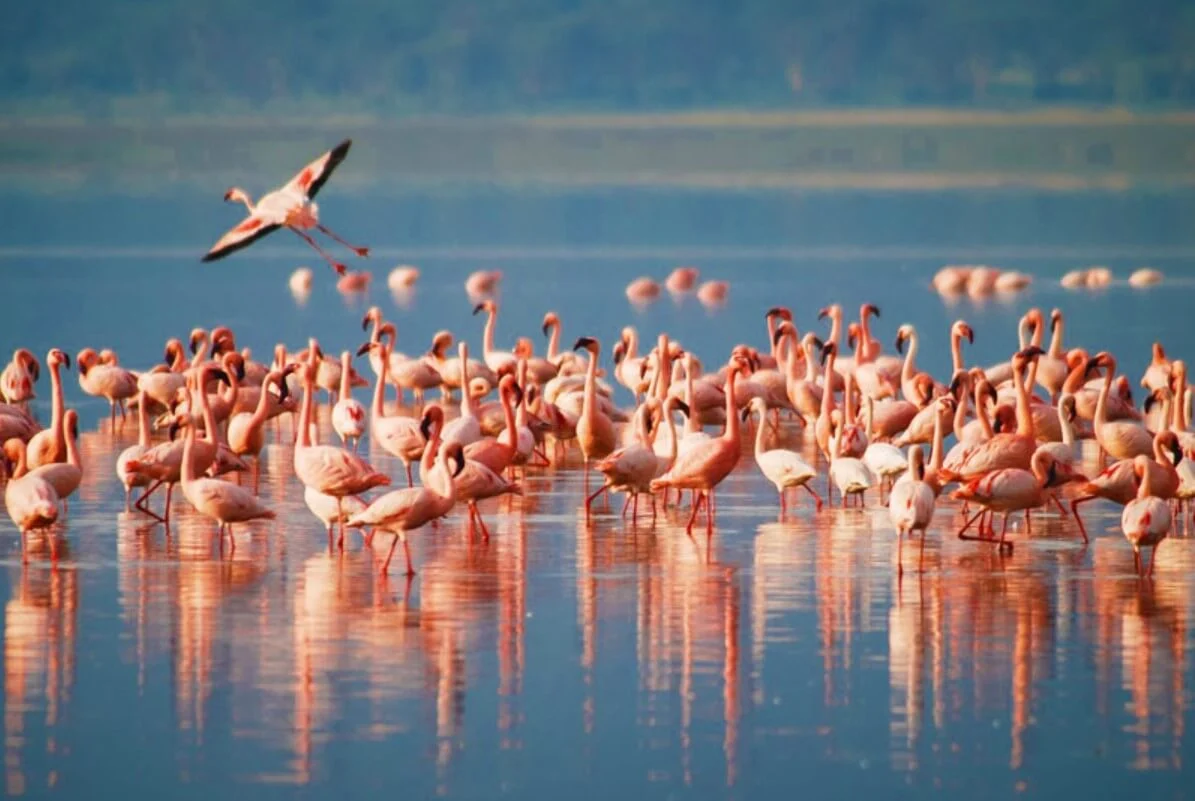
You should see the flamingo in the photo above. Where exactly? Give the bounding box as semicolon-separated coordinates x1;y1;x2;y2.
827;412;874;507
28;409;82;513
651;356;748;535
0;349;39;407
76;347;138;426
1122;454;1171;576
116;389;154;509
1069;430;1182;541
594;403;663;523
1141;343;1171;392
441;342;485;449
347;423;463;576
201;139;368;275
177;414;275;550
888;446;936;574
473;299;518;374
463;375;522;475
626;277;662;304
452;452;522;539
304;487;369;551
2;438;59;561
26;349;71;469
748;397;820;514
331;351;367;450
666;266;699;294
358;338;428;486
293;355;390;538
541;311;580;375
573;337;617;501
228;367;294;484
952;450;1082;549
1091;352;1153;461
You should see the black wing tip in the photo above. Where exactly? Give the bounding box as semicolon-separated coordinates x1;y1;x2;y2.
200;251;220;263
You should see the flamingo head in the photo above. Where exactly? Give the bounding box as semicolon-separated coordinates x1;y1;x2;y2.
819;341;837;365
75;347;99;376
766;306;793;323
953;321;974;345
446;442;467;477
221;352;246;381
1016;345;1046;364
572;337;599;356
861;303;881;321
817;304;840;323
1050;308;1063;332
771;321;795;346
188;328;207;355
360;306;383;331
1060;394;1078;423
894;324;915;354
992;404;1016;434
1169;359;1187;387
420;405;445;441
948;370;970;398
473;299;496;316
1159;431;1183;466
541;312;559;336
846;323;860;351
223;187;250;205
14;349;40;381
612;340;626;365
47;348;70;371
426;331;453;360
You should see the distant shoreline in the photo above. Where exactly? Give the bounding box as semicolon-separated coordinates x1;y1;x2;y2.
1;107;1193;193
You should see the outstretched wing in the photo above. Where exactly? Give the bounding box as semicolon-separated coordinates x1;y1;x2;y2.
284;139;352;200
201;214;281;262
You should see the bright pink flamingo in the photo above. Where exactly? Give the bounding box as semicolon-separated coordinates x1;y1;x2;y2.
651;356;747;535
202;139;368;275
1122;454;1172;576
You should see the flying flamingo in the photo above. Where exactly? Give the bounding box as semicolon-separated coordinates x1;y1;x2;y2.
1122;454;1172;576
201;139;368;275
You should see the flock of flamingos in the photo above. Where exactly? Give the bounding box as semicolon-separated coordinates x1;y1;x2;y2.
1;139;1192;579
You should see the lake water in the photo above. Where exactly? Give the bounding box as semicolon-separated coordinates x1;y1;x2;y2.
1;181;1194;799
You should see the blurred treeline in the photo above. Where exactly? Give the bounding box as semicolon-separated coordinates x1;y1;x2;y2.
4;0;1195;116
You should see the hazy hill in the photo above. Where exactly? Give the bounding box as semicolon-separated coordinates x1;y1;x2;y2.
4;0;1195;116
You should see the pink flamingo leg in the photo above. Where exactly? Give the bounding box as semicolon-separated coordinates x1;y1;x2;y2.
803;484;824;512
1069;496;1092;543
685;492;706;536
289;227;347;275
403;537;416;577
315;223;370;257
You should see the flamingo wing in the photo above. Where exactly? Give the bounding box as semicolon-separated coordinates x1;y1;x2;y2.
284;139;352;200
201;214;282;262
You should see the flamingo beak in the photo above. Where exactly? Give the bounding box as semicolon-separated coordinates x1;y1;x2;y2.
819;343;834;366
356;342;373;357
222;189;235;202
62;352;71;369
472;303;486;316
674;400;690;417
512;383;524;406
865;304;881;319
817;307;830;321
573;337;596;352
168;420;181;441
361;313;372;331
1018;345;1046;360
420;411;434;441
210;369;231;387
541;321;551;337
1171;438;1183;466
894;332;906;354
771;327;786;346
963;325;974;344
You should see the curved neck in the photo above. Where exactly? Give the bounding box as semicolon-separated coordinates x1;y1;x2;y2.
723;368;740;441
249;373;277;433
181;424;197;484
372;344;389;418
11;444;29;479
753;405;768;456
1048;316;1065;358
459;347;476;417
298;375;315;448
1139;463;1155;497
421;421;442;475
951;330;965;373
435;445;457;505
339;353;352;399
483;308;498;357
901;331;919;382
65;419;80;470
929;409;945;472
625;329;639;359
136;390;151;447
1058;399;1075;446
1094;365;1113;426
1013;360;1034;438
975;386;994;439
49;362;65;443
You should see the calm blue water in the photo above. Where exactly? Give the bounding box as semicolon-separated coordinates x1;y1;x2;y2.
1;184;1194;799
